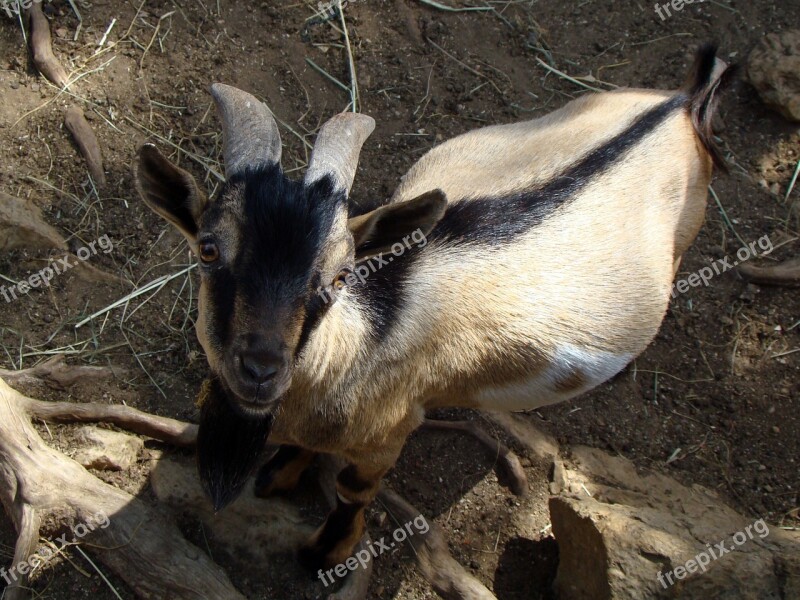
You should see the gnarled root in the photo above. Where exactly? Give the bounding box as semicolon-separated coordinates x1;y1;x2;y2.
377;487;498;600
0;359;507;600
423;418;528;496
739;257;800;286
26;1;69;87
0;376;241;599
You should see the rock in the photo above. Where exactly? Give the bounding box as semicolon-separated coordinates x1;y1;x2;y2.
550;459;568;495
748;30;800;122
73;426;143;471
549;446;800;599
150;457;313;563
0;192;67;251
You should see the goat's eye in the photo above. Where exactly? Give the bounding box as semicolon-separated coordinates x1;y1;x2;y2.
199;241;220;264
332;268;352;290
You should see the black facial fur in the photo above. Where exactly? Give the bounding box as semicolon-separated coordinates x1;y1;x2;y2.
201;165;345;352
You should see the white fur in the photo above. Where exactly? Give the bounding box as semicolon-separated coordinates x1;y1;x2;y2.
474;344;633;411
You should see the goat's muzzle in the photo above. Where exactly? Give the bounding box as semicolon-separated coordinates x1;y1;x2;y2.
221;333;292;414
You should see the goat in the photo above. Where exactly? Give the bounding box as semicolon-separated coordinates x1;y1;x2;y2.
134;45;733;574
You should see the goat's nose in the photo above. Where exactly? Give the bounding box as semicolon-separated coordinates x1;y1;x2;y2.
240;352;280;383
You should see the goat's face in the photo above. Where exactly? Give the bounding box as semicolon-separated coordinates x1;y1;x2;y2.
135;84;446;418
193;168;352;414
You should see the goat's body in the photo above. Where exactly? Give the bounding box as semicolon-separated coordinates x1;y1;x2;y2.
272;88;713;460
138;47;732;568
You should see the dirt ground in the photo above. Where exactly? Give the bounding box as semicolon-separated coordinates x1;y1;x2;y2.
0;0;798;598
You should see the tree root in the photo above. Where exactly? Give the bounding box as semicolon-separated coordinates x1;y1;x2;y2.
0;360;522;599
65;105;106;187
738;257;800;286
0;377;243;599
0;354;125;391
377;487;497;600
423;418;528;496
0;191;67;252
26;1;69;88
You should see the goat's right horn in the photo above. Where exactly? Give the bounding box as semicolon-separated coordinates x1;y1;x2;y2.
210;83;282;178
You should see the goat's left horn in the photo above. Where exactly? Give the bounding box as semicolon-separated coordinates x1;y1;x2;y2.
210;83;282;178
305;113;375;195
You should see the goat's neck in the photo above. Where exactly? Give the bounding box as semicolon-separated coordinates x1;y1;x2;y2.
292;295;369;391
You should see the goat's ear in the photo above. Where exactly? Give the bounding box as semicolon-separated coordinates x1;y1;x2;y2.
348;189;447;260
135;144;207;242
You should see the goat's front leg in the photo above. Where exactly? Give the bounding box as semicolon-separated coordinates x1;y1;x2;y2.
254;445;316;497
298;461;387;571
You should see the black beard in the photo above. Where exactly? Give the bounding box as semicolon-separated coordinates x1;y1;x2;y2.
196;377;274;512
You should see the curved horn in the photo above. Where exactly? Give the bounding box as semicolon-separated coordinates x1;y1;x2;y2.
210;83;282;178
304;113;375;195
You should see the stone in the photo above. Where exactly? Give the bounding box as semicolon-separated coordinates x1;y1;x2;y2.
150;457;313;563
73;426;143;471
549;445;800;599
748;30;800;122
0;192;67;251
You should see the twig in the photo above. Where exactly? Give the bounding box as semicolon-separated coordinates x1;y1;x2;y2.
417;0;493;12
709;184;748;249
140;11;176;70
67;0;83;40
337;0;359;112
74;265;197;329
426;37;503;94
305;57;350;93
630;32;693;47
74;546;124;600
534;57;603;93
784;158;800;226
785;159;800;203
98;18;117;47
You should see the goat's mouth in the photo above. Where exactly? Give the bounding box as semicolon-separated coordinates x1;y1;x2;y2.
218;364;292;418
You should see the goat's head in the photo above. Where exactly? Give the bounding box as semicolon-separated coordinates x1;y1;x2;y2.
135;85;446;418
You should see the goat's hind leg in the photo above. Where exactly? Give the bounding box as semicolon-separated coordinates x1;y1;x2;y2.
254;445;316;497
422;418;528;496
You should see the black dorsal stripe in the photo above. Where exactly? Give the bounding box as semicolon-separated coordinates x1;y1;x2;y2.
431;93;688;247
360;93;688;342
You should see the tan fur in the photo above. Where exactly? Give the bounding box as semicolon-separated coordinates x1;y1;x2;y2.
273;87;714;477
144;78;721;566
256;449;315;496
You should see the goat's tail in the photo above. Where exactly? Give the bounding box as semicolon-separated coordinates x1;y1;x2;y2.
683;43;737;172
